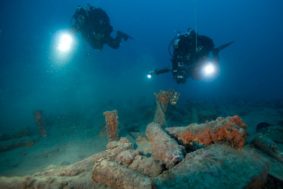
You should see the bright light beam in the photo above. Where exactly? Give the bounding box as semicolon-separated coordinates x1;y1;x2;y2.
56;31;75;54
201;62;217;78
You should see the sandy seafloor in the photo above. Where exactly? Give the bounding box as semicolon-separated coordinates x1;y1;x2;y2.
0;98;283;177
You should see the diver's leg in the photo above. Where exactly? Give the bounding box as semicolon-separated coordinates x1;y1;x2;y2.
106;37;120;49
116;31;130;41
106;31;130;49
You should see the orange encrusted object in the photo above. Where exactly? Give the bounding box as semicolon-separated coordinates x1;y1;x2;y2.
103;110;119;141
153;90;180;126
34;110;47;137
167;116;247;149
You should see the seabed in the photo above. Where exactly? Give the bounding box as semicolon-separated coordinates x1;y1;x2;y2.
0;90;282;189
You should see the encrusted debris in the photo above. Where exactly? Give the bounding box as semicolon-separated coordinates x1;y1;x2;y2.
2;96;280;189
103;110;119;141
153;90;179;126
153;144;268;189
251;134;283;163
166;115;247;149
92;159;152;189
146;122;184;168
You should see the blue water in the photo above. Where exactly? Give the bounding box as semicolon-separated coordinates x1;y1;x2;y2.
0;1;282;141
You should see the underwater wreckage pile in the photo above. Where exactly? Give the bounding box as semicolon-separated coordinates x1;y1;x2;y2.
0;90;282;189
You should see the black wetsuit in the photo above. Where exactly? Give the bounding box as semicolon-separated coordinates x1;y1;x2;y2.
72;6;129;49
172;31;215;83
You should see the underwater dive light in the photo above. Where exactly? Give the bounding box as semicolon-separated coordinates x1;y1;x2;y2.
52;30;77;63
201;61;218;78
56;31;74;53
55;30;76;56
147;73;152;79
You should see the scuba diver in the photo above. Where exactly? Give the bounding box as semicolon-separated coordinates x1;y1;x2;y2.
148;28;233;83
71;5;130;50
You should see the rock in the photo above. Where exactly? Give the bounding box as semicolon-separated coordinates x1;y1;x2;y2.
92;159;152;189
0;169;100;189
106;137;132;150
248;145;283;187
105;137;133;160
116;149;140;165
256;122;272;133
153;144;268;189
264;126;283;144
251;134;283;163
0;138;135;189
129;155;163;177
265;174;283;189
114;147;163;177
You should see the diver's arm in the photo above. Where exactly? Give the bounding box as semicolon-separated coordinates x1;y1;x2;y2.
154;68;171;75
150;68;171;75
147;68;171;78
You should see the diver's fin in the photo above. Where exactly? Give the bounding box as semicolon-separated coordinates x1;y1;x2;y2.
215;41;234;52
212;41;234;57
117;31;133;41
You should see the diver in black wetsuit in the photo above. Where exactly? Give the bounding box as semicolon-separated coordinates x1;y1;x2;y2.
71;5;130;50
149;28;233;83
171;29;219;83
